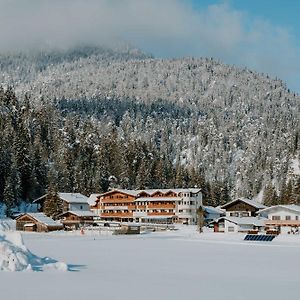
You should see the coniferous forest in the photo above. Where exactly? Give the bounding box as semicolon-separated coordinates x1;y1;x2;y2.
1;46;300;211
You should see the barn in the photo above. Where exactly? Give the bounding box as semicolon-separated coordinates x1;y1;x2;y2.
16;213;63;232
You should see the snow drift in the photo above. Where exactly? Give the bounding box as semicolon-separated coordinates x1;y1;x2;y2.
0;229;68;272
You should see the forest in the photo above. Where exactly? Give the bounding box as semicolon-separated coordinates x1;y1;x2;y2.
0;46;300;212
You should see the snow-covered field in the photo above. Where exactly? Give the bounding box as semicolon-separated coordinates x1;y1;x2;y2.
1;225;300;300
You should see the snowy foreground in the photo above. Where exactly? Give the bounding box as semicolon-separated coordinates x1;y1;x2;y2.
1;226;300;300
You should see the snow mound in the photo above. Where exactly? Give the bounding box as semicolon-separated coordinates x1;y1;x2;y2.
0;230;68;272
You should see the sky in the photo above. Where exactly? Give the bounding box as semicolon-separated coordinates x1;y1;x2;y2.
0;0;299;92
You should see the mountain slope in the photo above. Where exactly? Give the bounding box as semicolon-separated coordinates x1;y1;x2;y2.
0;47;300;205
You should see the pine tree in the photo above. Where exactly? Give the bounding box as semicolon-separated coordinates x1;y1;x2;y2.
292;178;300;204
280;180;293;204
263;184;278;206
44;172;63;219
3;178;16;217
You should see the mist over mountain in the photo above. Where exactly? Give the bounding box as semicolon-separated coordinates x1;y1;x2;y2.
0;45;300;210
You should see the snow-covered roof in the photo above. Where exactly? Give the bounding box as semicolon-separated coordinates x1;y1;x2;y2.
32;194;47;203
138;188;201;195
221;198;266;210
87;194;101;206
61;211;96;217
100;188;201;197
134;197;181;202
25;213;63;227
258;204;300;214
58;193;89;204
204;206;225;215
214;216;267;227
99;189;140;197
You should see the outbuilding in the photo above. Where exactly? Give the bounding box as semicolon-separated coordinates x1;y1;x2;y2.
16;213;63;232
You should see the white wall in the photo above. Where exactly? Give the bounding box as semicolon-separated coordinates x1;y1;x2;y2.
224;220;238;233
267;208;300;221
69;203;90;211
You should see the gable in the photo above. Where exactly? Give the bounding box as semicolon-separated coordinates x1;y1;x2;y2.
151;191;165;197
164;191;177;197
16;214;36;223
266;206;300;215
101;191;136;201
224;200;258;212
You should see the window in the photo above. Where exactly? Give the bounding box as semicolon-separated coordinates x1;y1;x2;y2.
241;212;249;217
285;216;291;220
272;216;280;220
296;216;299;220
228;226;235;232
230;212;239;217
80;205;83;210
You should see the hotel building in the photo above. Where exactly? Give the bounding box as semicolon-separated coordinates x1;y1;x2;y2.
92;188;202;225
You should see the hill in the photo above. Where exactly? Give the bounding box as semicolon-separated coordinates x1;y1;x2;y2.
0;46;300;209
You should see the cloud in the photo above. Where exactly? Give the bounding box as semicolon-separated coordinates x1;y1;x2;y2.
0;0;299;91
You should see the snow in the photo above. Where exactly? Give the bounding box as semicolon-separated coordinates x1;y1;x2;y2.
0;228;67;272
63;211;96;217
87;193;100;206
58;193;89;204
216;216;267;226
25;213;63;227
290;158;300;175
254;188;264;204
221;198;266;209
1;225;300;299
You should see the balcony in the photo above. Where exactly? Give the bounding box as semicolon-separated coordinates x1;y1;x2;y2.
133;211;147;217
148;212;175;216
265;220;300;226
101;212;133;218
101;198;135;204
102;205;129;210
148;203;176;209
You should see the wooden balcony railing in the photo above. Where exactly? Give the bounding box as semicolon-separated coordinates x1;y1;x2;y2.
101;212;133;218
137;205;146;210
148;212;175;216
101;198;135;204
148;203;175;209
265;220;300;226
100;204;135;210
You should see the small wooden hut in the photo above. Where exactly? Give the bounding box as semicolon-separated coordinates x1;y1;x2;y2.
16;213;63;232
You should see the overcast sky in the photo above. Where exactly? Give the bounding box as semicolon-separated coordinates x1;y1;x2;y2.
0;0;299;92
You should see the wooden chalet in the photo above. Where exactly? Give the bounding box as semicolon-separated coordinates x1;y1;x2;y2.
59;211;96;229
15;213;63;232
221;198;266;217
